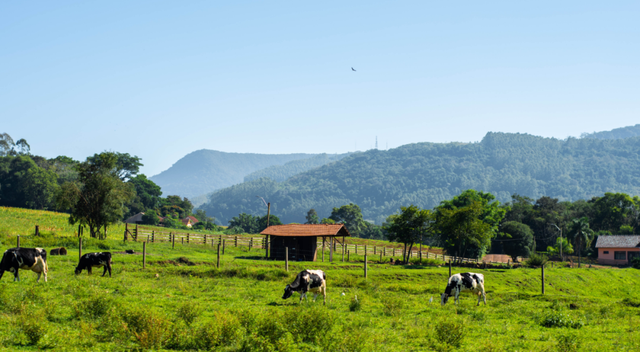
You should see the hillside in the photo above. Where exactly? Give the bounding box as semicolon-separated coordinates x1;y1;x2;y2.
243;153;350;183
150;150;317;198
200;132;640;225
581;124;640;140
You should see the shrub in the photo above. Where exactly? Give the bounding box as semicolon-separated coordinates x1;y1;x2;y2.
284;306;335;344
434;319;465;348
556;334;581;352
195;313;242;350
631;257;640;269
381;297;404;317
525;253;548;268
540;311;584;329
75;294;114;319
18;317;46;346
176;302;200;326
122;309;171;349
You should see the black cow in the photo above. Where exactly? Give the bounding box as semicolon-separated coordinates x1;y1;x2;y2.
0;247;48;282
75;252;112;277
282;269;327;304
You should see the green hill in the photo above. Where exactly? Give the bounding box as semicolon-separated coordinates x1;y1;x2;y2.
200;132;640;225
243;153;350;183
150;150;317;198
581;124;640;140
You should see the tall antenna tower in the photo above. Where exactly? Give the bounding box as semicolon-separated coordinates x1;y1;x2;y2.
375;136;378;150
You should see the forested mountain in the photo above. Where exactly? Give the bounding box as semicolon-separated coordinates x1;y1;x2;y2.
199;132;640;225
581;124;640;140
243;153;350;183
150;150;317;198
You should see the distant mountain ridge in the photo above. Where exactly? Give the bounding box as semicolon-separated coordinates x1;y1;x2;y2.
199;132;640;225
243;153;350;183
581;124;640;140
150;150;317;198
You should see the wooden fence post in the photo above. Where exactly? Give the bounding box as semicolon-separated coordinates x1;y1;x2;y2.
374;246;376;255
79;237;82;261
17;235;20;248
322;237;325;262
342;244;345;262
181;236;184;245
135;224;138;241
541;265;545;295
355;244;358;255
35;225;39;236
172;234;175;249
364;253;368;279
187;233;190;244
285;247;289;272
142;242;146;269
249;238;253;251
419;250;422;264
329;237;333;262
383;247;386;256
380;252;382;263
347;250;350;262
217;243;221;268
204;234;207;245
448;260;452;278
152;231;155;243
223;239;226;255
235;236;238;247
393;247;395;257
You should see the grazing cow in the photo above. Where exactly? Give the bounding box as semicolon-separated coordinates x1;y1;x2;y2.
0;247;48;282
282;269;327;304
441;272;486;306
75;252;112;277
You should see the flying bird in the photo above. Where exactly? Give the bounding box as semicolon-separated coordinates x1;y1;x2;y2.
351;67;356;71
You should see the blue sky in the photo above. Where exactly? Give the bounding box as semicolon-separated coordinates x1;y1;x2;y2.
2;1;639;176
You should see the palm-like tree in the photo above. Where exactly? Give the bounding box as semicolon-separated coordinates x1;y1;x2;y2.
569;217;594;268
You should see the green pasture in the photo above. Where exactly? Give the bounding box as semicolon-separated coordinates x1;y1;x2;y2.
0;208;639;351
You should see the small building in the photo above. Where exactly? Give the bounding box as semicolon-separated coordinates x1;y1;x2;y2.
124;212;145;224
261;224;351;262
181;216;200;228
595;235;640;265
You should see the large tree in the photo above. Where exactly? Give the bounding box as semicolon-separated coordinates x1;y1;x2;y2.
329;203;366;237
228;213;259;234
435;190;506;259
57;152;135;239
384;205;433;262
127;174;162;217
434;200;493;260
500;221;534;262
305;209;319;224
86;152;142;181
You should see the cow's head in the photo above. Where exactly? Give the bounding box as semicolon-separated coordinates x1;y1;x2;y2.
440;293;450;306
74;266;82;275
282;285;293;299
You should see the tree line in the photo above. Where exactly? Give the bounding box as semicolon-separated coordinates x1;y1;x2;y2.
0;133;216;238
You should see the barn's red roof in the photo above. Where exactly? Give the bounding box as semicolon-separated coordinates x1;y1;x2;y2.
261;224;350;237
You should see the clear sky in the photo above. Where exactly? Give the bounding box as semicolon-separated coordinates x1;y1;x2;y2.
2;1;639;176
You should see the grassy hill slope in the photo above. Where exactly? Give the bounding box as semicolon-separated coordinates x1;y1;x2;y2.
0;206;639;350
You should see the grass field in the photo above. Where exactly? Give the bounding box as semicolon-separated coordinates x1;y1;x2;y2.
0;207;639;351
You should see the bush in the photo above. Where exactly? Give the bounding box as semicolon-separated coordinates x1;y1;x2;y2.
75;294;114;320
524;253;548;268
18;317;46;346
540;311;584;329
434;319;465;348
556;334;581;352
122;308;171;349
631;257;640;269
176;302;200;326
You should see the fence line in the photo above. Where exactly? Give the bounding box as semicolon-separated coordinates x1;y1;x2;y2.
123;226;511;265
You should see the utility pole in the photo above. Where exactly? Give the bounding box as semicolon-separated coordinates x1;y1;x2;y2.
552;224;563;262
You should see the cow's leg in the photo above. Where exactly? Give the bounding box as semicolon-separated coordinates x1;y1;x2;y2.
106;263;112;277
322;285;326;305
0;270;4;281
14;268;19;282
102;265;108;277
36;271;41;283
454;288;460;305
481;286;486;305
88;267;92;275
43;261;48;283
313;292;318;302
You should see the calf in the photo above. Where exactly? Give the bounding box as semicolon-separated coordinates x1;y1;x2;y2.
0;247;48;282
441;272;486;306
282;269;326;304
75;252;112;277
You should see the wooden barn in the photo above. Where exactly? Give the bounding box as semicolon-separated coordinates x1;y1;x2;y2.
261;224;351;261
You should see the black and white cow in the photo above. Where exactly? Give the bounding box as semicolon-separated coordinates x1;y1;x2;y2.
75;252;112;277
0;247;48;282
441;272;486;306
282;269;327;304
